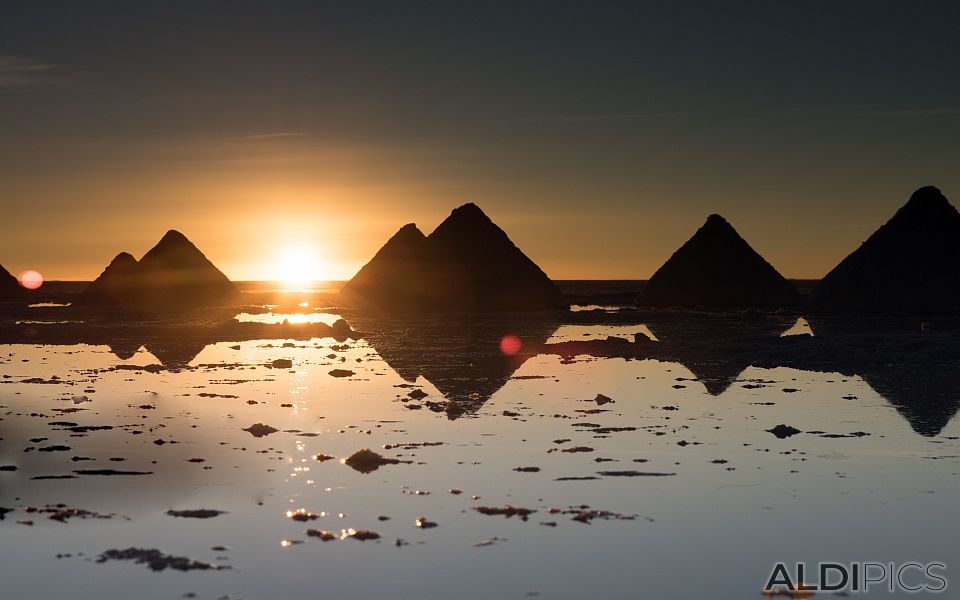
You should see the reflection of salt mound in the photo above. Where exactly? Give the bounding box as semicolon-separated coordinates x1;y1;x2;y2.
79;230;238;307
810;186;960;313
107;339;144;361
639;214;799;308
344;311;559;416
0;264;26;302
142;338;210;370
805;316;960;437
644;312;795;395
342;204;566;310
860;367;960;437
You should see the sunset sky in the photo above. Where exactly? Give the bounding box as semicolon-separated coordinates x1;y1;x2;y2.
1;1;959;281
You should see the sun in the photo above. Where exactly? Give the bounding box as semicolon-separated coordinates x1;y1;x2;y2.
275;246;321;288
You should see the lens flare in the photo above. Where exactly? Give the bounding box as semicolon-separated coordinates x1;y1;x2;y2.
18;270;43;290
499;334;522;355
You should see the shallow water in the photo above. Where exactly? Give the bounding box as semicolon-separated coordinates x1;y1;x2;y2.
234;311;343;326
1;291;959;599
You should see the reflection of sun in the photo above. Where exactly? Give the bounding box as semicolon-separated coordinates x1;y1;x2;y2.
276;246;320;288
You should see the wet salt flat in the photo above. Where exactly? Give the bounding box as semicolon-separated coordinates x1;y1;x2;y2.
2;299;960;599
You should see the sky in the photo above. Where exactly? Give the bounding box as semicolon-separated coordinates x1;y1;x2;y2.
1;1;959;281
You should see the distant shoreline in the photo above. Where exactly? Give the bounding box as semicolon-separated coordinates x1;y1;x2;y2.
29;279;823;284
20;279;821;307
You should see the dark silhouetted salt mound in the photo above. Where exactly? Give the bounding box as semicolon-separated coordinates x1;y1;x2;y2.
809;186;960;313
79;231;237;307
638;214;799;308
342;204;565;309
424;203;565;309
79;252;140;305
135;231;237;306
339;224;431;307
0;264;26;302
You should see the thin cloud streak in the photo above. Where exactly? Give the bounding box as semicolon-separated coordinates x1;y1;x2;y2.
842;106;960;119
530;111;687;123
526;105;960;125
240;132;309;140
764;104;960;119
0;56;61;88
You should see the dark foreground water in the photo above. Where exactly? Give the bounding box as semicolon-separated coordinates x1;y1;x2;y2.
0;283;957;599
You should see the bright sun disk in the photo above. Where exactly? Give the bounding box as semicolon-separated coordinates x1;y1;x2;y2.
276;247;320;286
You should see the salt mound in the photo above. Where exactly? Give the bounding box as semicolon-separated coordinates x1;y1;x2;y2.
342;203;565;310
809;186;960;313
638;214;799;308
79;230;237;307
0;264;26;302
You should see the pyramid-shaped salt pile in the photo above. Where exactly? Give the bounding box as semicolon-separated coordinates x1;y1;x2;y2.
809;186;960;313
342;203;565;309
638;214;799;308
79;230;238;307
79;252;139;305
0;264;26;302
340;224;431;307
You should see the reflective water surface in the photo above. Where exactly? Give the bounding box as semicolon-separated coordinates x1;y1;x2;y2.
1;283;959;599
